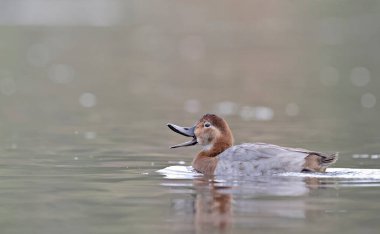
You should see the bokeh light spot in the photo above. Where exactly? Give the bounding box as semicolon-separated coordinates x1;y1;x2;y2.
79;92;97;108
350;67;371;87
361;93;376;108
255;107;274;121
214;101;238;116
84;131;97;140
240;106;274;121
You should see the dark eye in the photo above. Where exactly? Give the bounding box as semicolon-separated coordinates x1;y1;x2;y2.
204;122;211;128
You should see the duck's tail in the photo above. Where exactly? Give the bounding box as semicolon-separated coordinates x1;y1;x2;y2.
303;152;338;173
320;152;339;167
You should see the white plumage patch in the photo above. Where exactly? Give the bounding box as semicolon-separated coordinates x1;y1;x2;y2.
202;144;212;151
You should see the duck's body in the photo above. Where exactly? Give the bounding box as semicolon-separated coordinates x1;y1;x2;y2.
168;114;337;176
208;143;336;176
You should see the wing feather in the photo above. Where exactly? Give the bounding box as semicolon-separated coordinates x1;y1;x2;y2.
214;143;313;176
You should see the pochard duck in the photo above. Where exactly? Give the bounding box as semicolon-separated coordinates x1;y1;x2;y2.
167;114;338;176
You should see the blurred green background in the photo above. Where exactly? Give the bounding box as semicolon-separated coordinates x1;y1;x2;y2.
1;1;379;165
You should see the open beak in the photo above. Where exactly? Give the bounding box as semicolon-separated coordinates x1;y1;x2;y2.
167;123;197;148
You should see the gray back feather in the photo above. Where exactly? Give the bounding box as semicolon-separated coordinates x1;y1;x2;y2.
214;143;311;176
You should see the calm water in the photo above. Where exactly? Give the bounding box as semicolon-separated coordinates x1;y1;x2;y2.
1;1;380;234
1;114;380;234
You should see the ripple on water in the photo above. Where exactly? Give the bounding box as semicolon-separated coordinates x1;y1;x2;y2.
157;166;380;182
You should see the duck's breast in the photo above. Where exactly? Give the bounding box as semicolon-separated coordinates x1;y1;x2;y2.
214;143;309;176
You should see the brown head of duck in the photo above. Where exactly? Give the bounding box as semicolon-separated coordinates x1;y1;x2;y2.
167;114;234;174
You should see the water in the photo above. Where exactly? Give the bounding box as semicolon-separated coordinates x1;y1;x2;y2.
1;1;380;234
1;117;380;234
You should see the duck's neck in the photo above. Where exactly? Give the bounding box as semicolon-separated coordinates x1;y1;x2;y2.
202;141;232;157
192;141;232;174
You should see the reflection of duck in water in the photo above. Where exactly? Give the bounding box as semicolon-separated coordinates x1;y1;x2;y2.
167;176;329;232
168;114;338;176
192;178;232;232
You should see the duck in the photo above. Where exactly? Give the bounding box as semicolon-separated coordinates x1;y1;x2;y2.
167;114;338;176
